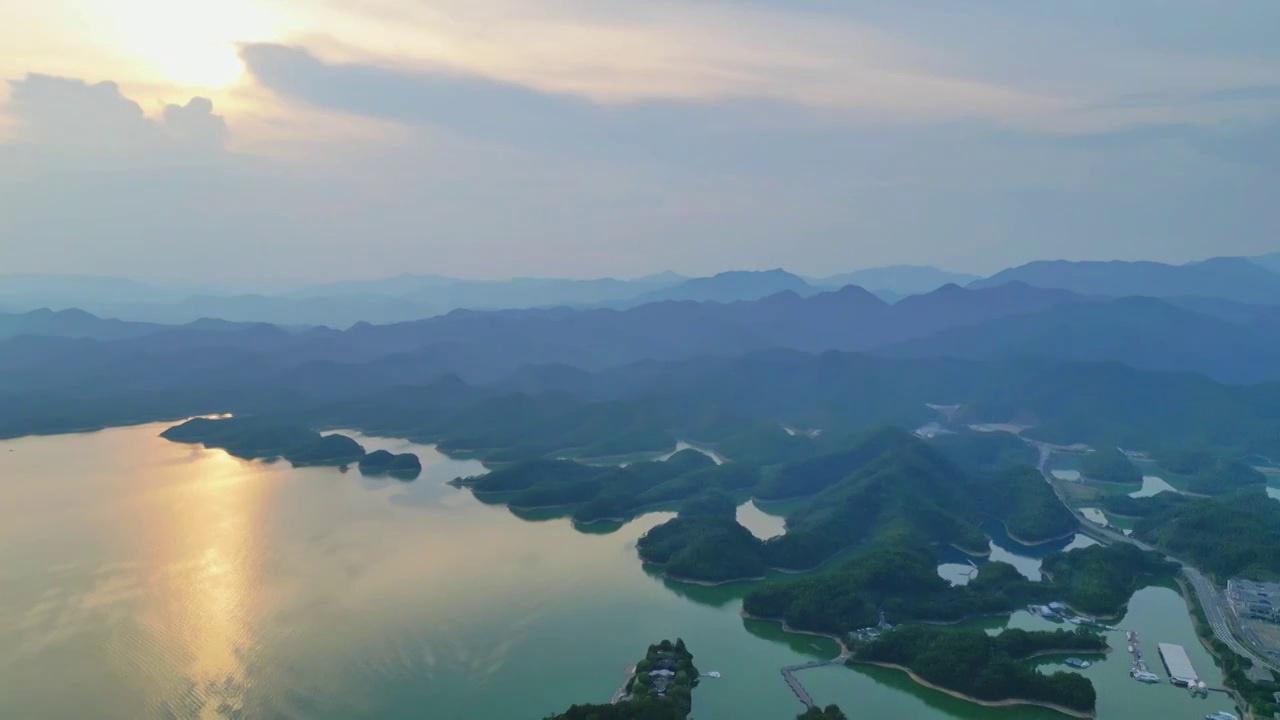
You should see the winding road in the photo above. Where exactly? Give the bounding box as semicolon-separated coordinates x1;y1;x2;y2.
1031;442;1280;674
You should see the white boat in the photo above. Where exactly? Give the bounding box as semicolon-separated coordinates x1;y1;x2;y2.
1131;670;1161;683
704;671;721;678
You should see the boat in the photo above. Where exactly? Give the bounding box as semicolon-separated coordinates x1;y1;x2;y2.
1131;670;1161;683
1127;645;1134;653
1205;712;1239;720
704;671;721;678
1065;658;1091;669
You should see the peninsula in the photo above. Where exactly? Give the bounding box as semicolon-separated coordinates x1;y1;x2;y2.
161;416;420;476
849;626;1105;717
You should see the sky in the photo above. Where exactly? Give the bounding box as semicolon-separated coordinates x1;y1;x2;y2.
1;0;1278;282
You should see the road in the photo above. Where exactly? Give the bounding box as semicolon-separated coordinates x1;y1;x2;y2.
1032;441;1280;674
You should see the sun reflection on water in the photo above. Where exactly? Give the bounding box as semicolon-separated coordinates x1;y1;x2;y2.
157;447;266;717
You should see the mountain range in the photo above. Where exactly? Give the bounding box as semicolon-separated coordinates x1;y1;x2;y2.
969;256;1280;305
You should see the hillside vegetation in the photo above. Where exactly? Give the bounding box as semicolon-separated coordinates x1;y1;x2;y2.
851;626;1103;714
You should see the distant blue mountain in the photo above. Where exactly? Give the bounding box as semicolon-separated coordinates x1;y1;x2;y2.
815;265;980;297
881;295;1280;384
1248;252;1280;274
970;257;1280;305
625;269;815;305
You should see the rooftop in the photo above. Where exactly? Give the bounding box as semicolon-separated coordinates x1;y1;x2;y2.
1157;643;1198;683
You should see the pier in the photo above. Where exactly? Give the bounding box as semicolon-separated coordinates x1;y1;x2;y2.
779;650;851;707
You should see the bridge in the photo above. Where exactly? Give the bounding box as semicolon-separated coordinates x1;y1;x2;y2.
779;651;850;707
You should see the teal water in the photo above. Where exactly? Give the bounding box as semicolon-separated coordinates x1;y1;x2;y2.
0;424;1230;719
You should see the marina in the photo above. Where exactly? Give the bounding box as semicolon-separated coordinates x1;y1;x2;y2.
1158;643;1200;687
1127;631;1161;683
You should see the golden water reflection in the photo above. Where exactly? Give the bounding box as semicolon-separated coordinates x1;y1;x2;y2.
146;447;265;718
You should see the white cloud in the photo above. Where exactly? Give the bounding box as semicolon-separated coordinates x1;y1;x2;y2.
5;74;227;159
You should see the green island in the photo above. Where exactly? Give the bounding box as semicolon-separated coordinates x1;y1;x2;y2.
542;638;848;720
452;449;757;524
357;449;423;478
543;638;698;720
1154;449;1267;496
1078;446;1142;485
160;416;420;476
848;626;1105;717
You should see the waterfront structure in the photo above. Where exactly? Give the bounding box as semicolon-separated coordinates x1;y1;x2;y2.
1157;643;1199;686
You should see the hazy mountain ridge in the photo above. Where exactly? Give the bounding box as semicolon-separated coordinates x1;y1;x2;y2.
970;256;1280;305
882;295;1280;383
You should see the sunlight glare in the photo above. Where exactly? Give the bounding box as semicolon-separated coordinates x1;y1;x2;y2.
100;0;285;90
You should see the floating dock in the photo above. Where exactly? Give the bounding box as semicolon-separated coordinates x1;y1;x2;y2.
1157;643;1199;686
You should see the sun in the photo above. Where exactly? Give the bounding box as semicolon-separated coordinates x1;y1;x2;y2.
99;0;283;90
150;38;246;89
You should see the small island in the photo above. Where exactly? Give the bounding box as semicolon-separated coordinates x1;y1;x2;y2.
542;638;848;720
1079;446;1142;485
543;638;698;720
452;450;756;524
161;416;419;473
358;449;423;479
849;626;1104;717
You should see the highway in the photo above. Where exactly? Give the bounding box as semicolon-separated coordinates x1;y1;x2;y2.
1031;442;1280;674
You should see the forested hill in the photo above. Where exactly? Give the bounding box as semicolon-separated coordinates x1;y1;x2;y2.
5;347;1280;465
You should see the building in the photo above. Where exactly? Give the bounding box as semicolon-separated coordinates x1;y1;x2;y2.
1157;643;1199;686
1228;579;1280;624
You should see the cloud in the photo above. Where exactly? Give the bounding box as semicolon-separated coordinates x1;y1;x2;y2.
5;74;227;155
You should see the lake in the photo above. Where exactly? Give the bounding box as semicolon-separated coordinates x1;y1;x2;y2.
0;423;1231;719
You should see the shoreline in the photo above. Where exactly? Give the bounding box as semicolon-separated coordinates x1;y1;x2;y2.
852;661;1095;719
1003;522;1079;547
610;664;637;704
664;572;766;587
1174;578;1249;715
739;611;848;657
949;542;992;558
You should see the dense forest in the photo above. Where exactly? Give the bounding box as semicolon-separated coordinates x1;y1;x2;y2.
746;540;1171;634
358;449;423;478
851;626;1102;713
544;639;698;720
632;429;1075;583
637;494;770;582
453;449;755;524
161;416;372;467
1129;489;1280;580
743;538;1048;632
1155;450;1267;495
930;430;1038;474
1079;447;1142;485
1039;543;1177;616
24;347;1280;465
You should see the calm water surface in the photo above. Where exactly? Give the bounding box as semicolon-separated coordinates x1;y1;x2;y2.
0;424;1229;719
